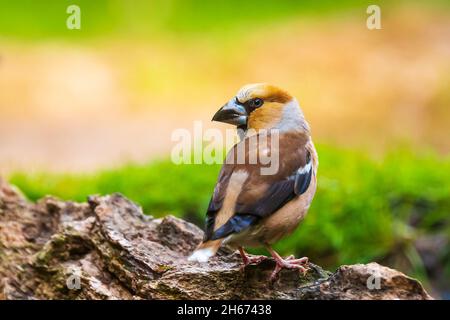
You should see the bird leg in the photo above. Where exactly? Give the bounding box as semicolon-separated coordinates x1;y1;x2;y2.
238;247;267;270
266;246;309;281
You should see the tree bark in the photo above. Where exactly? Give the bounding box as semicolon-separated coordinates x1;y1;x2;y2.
0;178;432;300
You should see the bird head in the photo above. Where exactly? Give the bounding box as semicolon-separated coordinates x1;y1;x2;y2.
212;83;308;134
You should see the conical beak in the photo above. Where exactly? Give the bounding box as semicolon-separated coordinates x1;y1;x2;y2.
212;98;247;126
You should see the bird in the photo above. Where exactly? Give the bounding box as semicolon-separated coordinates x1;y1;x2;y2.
188;83;318;280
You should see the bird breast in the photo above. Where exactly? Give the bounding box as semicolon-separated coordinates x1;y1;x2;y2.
260;173;317;245
225;172;317;248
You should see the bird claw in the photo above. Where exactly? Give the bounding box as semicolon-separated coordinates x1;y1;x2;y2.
240;255;268;271
270;256;309;281
285;256;309;265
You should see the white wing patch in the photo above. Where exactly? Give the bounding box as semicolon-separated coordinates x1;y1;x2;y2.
297;160;312;175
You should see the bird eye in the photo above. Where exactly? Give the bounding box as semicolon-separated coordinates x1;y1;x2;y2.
249;98;264;108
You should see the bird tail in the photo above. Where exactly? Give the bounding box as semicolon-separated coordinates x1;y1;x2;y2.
188;239;223;263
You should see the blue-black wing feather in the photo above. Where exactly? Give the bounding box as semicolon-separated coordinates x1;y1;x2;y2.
210;214;258;240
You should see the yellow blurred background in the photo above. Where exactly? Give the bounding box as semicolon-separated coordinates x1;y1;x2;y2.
1;1;449;174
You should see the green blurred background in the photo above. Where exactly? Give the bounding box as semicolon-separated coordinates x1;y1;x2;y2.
0;0;449;298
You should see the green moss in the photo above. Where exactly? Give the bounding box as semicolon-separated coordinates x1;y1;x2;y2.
155;265;174;273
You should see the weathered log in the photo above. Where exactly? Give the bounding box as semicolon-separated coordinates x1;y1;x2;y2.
0;178;432;300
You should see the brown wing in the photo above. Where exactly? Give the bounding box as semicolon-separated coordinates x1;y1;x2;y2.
204;131;313;241
204;163;233;240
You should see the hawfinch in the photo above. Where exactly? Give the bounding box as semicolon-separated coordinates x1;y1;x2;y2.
189;83;318;280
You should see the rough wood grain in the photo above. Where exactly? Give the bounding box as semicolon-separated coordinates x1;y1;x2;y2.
0;178;432;300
